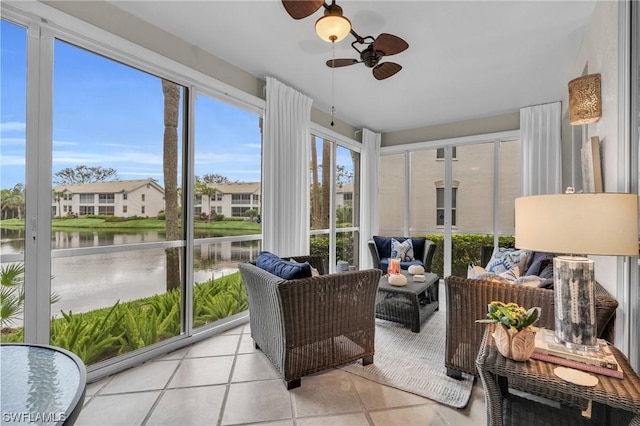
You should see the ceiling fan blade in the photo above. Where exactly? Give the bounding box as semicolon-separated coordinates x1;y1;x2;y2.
373;62;402;80
281;0;325;20
326;58;359;68
373;33;409;56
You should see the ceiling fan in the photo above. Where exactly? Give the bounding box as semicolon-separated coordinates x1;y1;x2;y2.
281;0;409;80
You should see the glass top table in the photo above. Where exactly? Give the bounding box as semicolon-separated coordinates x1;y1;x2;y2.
1;344;87;426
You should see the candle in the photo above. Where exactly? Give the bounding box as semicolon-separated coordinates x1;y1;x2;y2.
389;258;400;274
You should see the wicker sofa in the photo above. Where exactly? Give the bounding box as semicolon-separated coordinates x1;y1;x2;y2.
238;255;382;389
444;275;619;379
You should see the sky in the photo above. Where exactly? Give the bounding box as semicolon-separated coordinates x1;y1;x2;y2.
1;19;263;190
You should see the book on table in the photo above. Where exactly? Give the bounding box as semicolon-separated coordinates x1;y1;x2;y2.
532;328;623;379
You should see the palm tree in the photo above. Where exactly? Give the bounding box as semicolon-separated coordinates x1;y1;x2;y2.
0;263;59;331
321;139;331;229
162;80;181;291
52;190;65;217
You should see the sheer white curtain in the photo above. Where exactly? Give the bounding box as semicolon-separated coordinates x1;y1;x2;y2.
520;101;562;195
262;77;313;255
359;128;381;269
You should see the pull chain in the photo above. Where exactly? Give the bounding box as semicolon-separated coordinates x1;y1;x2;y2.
331;41;335;127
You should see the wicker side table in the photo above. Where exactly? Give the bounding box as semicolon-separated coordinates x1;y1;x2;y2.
476;326;640;426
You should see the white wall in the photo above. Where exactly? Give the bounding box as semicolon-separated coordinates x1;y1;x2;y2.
564;1;620;294
564;0;634;352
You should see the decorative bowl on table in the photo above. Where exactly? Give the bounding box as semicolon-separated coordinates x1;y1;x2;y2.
388;273;408;287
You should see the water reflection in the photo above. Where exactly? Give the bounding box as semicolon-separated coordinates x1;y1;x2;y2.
1;229;261;318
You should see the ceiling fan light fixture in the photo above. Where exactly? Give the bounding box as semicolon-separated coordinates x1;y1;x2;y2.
315;4;351;42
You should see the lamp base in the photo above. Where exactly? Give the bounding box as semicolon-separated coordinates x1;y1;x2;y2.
553;256;598;351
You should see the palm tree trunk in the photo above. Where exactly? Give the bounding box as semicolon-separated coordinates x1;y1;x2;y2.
311;140;320;228
321;139;331;229
162;80;181;291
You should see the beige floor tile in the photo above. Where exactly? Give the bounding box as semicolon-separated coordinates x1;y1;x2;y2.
85;377;110;397
432;382;487;426
368;405;447;426
232;353;281;382
75;391;160;425
100;360;179;394
297;413;370;426
153;346;189;361
349;373;434;410
222;379;292;425
221;325;245;335
186;334;241;358
238;333;259;354
292;370;364;417
168;356;235;388
145;385;227;425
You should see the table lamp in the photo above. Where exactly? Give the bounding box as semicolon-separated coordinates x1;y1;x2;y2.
515;192;638;350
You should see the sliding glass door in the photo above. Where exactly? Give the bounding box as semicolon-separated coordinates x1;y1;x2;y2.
309;133;361;272
191;92;262;332
0;19;27;342
49;38;186;365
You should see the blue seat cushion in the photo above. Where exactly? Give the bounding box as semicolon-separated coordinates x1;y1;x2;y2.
256;251;312;280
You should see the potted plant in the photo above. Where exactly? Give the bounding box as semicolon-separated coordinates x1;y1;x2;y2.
476;301;541;361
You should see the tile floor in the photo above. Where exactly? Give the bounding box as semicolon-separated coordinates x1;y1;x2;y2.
77;284;487;426
78;325;486;426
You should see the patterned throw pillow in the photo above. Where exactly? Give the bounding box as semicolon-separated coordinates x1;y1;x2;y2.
470;265;520;283
390;238;415;262
485;248;531;275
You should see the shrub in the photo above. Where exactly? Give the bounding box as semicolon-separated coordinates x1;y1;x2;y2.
2;272;247;365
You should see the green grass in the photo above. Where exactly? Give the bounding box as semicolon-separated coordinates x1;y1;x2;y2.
0;217;261;233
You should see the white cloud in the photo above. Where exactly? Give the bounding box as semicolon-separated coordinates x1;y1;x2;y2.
0;121;26;132
0;137;26;146
0;155;26;166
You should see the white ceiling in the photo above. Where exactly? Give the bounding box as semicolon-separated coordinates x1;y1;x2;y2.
110;1;596;134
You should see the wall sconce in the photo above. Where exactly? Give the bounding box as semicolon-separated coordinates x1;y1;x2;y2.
568;73;602;125
315;1;351;42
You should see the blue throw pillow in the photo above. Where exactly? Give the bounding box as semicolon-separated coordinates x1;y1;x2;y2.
256;251;312;280
373;236;393;258
525;251;555;279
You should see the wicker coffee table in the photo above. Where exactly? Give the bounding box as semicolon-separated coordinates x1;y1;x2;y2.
375;271;439;332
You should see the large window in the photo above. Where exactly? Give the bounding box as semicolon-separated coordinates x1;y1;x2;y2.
50;38;186;365
309;134;360;271
436;187;457;227
380;135;520;277
98;193;114;204
192;92;262;331
231;194;251;204
79;194;94;203
0;19;27;342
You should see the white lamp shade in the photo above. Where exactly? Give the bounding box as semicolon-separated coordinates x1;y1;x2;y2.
515;193;638;256
315;14;351;42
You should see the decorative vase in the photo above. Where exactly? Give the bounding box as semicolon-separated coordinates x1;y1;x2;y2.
494;323;536;361
388;258;401;275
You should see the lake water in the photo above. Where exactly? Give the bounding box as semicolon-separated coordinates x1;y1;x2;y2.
0;228;259;320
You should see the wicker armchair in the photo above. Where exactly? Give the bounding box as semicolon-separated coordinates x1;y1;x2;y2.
368;236;437;273
445;275;618;379
239;255;382;389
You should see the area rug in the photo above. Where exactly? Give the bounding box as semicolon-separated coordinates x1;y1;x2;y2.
339;311;475;408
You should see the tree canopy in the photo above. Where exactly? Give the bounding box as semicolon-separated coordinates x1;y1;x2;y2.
197;173;231;184
54;165;118;184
